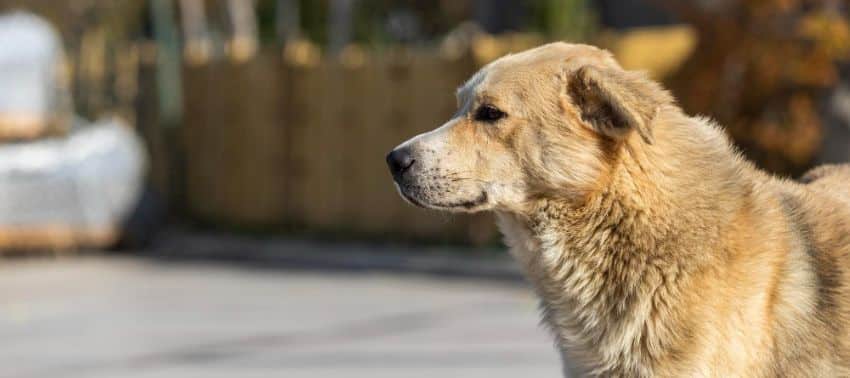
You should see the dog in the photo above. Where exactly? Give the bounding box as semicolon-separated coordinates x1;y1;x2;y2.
386;42;850;377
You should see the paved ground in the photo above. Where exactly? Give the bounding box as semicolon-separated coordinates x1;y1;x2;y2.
0;256;561;378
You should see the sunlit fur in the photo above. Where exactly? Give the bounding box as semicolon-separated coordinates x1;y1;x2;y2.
390;42;850;377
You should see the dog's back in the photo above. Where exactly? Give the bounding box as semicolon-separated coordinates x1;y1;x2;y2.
778;163;850;372
802;164;850;204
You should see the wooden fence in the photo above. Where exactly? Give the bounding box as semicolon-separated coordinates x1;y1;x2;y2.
179;49;497;244
0;2;703;245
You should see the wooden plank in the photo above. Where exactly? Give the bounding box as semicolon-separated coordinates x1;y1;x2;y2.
337;57;369;231
182;61;217;219
203;53;286;225
316;63;347;229
232;54;286;224
285;60;346;230
281;62;310;227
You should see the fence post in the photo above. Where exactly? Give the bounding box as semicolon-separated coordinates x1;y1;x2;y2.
225;0;258;63
178;0;211;65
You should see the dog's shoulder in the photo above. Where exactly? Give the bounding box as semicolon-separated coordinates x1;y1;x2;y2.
800;164;850;205
758;164;850;369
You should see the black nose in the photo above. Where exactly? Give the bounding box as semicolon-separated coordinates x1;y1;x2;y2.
386;148;415;179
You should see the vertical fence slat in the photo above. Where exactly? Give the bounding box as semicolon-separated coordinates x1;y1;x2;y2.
182;61;214;219
183;53;286;226
286;61;346;230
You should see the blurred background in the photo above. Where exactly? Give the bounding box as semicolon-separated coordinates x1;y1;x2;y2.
0;1;847;377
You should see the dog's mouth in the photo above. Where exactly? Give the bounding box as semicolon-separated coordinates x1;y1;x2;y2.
394;183;489;211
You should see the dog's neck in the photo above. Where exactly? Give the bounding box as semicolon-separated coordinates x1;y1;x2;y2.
497;112;749;375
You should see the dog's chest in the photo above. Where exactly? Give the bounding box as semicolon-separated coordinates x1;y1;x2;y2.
495;212;654;375
496;214;588;351
496;213;539;268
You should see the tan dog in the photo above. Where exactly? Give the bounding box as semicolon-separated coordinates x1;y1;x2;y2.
386;42;850;377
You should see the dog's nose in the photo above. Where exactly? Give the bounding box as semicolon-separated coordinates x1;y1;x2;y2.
386;148;415;179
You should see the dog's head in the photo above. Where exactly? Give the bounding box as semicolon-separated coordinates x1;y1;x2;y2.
386;42;672;213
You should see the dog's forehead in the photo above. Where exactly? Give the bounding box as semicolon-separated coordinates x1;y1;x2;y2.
456;56;555;102
457;42;616;101
490;43;613;75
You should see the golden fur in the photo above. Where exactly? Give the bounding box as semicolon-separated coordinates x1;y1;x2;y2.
388;42;850;377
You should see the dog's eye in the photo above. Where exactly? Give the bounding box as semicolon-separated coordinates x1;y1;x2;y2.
474;105;506;122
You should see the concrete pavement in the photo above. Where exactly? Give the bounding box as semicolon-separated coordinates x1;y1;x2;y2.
0;256;561;378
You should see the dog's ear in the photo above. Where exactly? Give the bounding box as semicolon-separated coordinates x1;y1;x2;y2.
566;65;668;145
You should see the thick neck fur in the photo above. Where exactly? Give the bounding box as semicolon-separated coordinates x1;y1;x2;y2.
497;109;751;376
